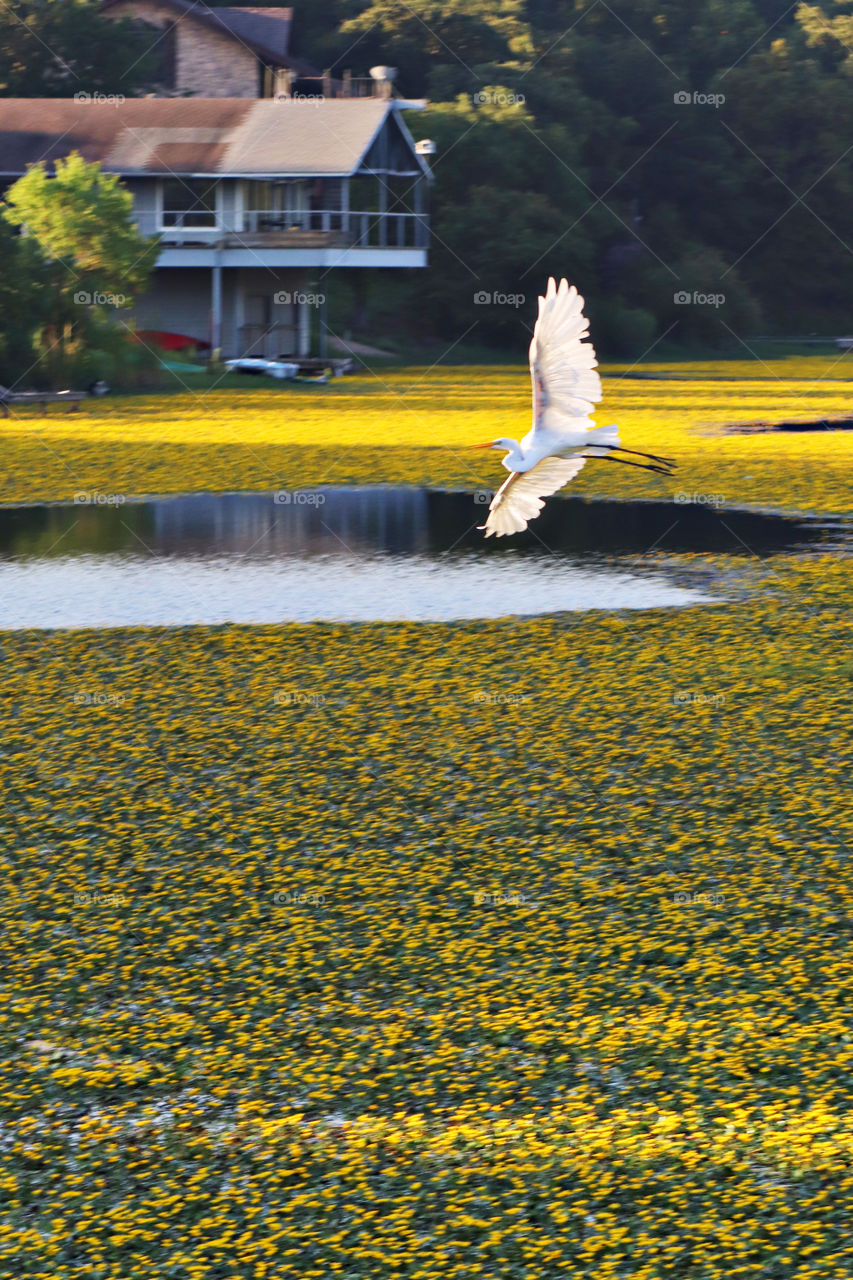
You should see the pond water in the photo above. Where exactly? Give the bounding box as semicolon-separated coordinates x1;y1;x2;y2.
0;488;830;629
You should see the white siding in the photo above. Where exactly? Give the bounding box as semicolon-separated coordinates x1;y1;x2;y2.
129;266;316;357
126;179;158;237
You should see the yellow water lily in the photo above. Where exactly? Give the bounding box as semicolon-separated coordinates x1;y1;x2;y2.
1;362;852;1277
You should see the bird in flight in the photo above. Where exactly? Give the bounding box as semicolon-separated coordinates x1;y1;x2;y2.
474;278;676;537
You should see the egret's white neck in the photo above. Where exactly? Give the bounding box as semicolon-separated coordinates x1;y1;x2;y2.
495;437;526;470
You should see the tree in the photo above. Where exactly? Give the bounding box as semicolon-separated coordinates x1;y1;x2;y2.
2;153;158;387
0;218;48;386
796;2;853;70
189;3;853;343
339;0;526;98
409;91;599;342
0;0;159;97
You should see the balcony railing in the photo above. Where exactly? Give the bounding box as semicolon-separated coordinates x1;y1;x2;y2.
161;210;217;228
287;75;395;99
158;209;429;250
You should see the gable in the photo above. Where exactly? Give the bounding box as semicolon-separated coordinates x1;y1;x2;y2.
361;111;430;177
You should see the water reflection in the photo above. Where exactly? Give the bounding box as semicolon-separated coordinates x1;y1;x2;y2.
0;488;836;630
0;488;827;561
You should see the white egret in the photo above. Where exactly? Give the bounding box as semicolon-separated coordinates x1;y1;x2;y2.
473;277;675;537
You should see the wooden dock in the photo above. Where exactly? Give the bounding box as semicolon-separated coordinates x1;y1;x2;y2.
0;387;88;417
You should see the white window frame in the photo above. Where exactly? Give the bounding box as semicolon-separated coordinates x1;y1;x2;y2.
157;176;222;231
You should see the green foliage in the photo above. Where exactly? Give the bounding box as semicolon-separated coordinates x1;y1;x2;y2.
412;91;597;341
1;154;158;388
306;0;852;348
0;218;47;384
588;302;658;358
3;152;157;297
0;0;159;97
797;2;853;70
26;320;164;391
339;1;527;98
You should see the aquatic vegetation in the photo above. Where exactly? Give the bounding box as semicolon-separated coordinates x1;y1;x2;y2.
1;359;852;513
2;546;853;1277
2;360;852;1275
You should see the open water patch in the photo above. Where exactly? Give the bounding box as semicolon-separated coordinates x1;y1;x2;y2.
0;488;835;630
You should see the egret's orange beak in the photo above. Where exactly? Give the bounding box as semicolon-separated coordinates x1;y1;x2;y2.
470;441;495;449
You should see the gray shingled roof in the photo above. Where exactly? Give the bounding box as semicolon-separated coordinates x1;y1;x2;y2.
218;6;293;61
0;99;418;177
100;1;314;73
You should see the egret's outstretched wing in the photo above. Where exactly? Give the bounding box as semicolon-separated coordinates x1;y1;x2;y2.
530;277;601;432
480;456;586;538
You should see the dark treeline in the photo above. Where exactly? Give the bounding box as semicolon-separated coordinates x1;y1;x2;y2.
3;1;853;351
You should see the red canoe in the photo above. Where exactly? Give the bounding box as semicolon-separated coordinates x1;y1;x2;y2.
133;330;211;352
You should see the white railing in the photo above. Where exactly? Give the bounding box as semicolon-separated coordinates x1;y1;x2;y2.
156;209;428;249
161;210;218;228
242;209;428;248
158;210;221;244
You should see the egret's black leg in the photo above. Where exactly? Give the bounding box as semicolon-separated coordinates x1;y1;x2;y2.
583;455;674;476
593;444;677;468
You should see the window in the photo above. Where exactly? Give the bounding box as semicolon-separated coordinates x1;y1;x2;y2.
243;181;309;232
161;179;218;229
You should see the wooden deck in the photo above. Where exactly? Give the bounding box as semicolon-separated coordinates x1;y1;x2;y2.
225;230;348;249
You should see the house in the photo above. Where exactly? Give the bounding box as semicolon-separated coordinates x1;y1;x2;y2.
100;1;316;99
100;1;398;101
0;96;432;359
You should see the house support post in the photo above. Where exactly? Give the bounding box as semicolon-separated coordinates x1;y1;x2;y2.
341;177;350;240
298;294;311;357
234;272;245;357
211;255;223;357
414;178;427;249
377;178;386;248
318;290;328;360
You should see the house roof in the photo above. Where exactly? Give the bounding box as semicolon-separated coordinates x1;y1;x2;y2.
0;98;429;178
100;1;315;74
216;7;293;61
